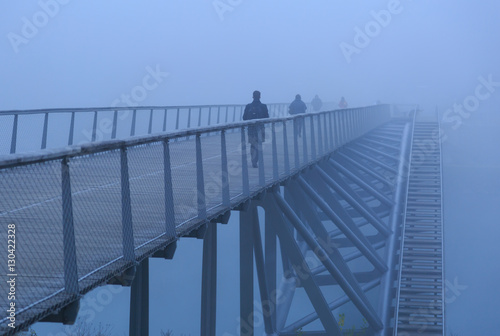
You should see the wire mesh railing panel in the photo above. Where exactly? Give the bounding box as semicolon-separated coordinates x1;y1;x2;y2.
261;124;273;182
199;132;223;213
224;128;244;200
151;109;166;134
72;112;95;145
85;110;115;142
0;161;65;319
113;110;134;139
127;142;170;248
0;115;14;154
68;151;124;281
133;109;152;136
169;136;198;226
16;114;45;153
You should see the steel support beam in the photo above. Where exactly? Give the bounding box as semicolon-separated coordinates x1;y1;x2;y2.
266;194;342;335
272;191;383;331
201;223;217;336
378;122;412;335
315;165;391;237
130;258;149;336
240;206;255;336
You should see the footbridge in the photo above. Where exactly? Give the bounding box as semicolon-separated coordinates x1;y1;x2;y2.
0;103;444;335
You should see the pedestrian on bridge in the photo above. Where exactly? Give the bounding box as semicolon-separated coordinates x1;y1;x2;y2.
338;96;348;109
243;90;269;168
311;94;323;112
289;94;307;137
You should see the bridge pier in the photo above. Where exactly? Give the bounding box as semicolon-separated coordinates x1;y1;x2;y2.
129;258;149;336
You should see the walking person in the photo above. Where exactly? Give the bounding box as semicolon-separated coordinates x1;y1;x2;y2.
288;94;307;137
338;96;348;109
311;94;323;112
243;90;269;168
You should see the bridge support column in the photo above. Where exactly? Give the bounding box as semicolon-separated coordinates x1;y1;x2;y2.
239;205;255;336
129;258;149;336
201;222;217;336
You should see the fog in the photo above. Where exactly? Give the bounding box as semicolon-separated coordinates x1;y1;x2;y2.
1;1;500;335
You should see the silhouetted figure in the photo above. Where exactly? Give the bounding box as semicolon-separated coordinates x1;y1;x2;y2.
339;96;348;109
243;90;269;168
311;94;323;112
289;94;307;137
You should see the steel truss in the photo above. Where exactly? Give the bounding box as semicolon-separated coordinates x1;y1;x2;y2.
231;119;414;335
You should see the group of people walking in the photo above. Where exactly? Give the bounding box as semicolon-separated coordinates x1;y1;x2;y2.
243;90;348;168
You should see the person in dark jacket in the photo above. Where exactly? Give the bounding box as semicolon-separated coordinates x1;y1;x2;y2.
289;94;307;137
311;94;323;112
243;90;269;168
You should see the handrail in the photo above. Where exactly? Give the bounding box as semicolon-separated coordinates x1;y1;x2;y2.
0;103;291;155
0;105;388;169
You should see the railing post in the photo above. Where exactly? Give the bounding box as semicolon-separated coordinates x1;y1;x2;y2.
163;109;168;132
175;108;180;130
208;107;212;126
302;115;308;165
130;109;137;137
148;109;154;134
221;130;230;207
187;108;192;128
258;122;265;187
241;127;250;196
217;106;221;124
271;122;279;180
293;118;300;169
163;140;176;238
112;110;118;139
232;106;236;122
10;114;18;154
329;112;334;150
68;111;75;146
225;106;229;123
196;134;207;220
282;121;290;175
120;147;135;262
61;157;79;294
92;111;98;142
198;107;202;127
317;113;324;155
310;115;316;160
41;112;49;150
323;113;329;152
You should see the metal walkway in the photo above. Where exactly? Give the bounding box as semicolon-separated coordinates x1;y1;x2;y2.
0;105;392;335
395;122;445;335
0;104;448;335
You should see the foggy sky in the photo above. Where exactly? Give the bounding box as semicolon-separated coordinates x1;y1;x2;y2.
2;1;500;112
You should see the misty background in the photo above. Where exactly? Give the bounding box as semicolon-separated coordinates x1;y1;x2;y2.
1;1;500;335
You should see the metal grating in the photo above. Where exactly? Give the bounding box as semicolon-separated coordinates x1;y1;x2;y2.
395;122;445;335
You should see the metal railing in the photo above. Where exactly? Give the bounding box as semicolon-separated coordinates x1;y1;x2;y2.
0;103;296;155
0;104;391;334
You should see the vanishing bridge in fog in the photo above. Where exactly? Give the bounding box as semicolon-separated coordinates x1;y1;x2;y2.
0;104;444;335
